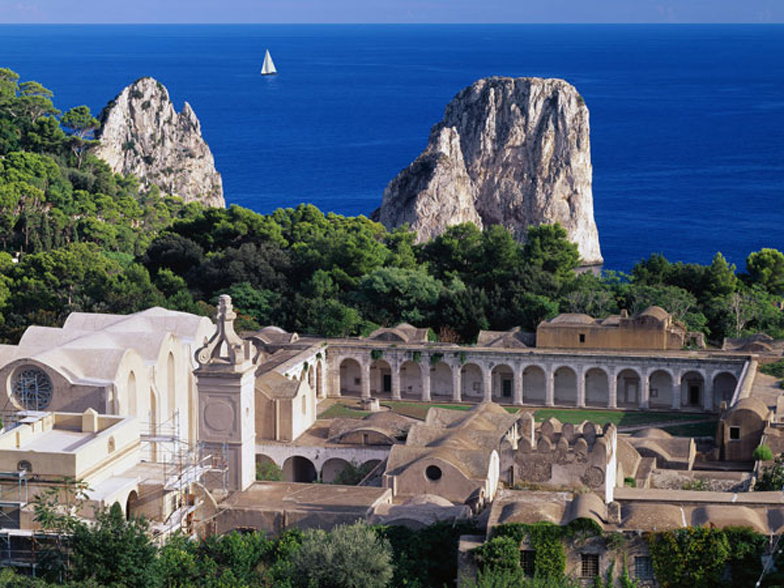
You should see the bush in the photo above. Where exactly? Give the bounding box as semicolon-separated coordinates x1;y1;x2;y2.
291;522;393;588
472;536;520;572
257;460;283;481
755;454;784;490
753;444;774;461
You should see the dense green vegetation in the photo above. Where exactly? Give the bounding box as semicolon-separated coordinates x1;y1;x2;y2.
470;522;775;588
1;489;478;588
1;65;783;348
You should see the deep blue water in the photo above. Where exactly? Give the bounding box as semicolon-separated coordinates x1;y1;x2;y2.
0;24;782;270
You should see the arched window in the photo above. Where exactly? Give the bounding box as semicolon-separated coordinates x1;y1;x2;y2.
12;367;53;410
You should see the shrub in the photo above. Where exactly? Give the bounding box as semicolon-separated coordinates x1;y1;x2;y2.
753;444;774;461
256;460;283;481
291;523;393;588
755;454;784;490
472;536;520;572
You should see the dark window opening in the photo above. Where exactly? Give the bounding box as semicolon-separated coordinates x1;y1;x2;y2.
689;385;701;405
729;426;741;441
520;550;536;576
635;556;654;580
502;379;512;398
579;333;586;343
581;554;599;578
383;374;392;393
425;465;442;481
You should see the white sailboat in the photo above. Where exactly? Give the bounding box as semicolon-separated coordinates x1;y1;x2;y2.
261;50;277;76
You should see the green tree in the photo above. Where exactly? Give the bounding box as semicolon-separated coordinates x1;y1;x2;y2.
747;248;784;295
61;105;99;169
70;502;160;588
291;522;394;588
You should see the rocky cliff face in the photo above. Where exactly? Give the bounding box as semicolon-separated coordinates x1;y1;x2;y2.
96;77;224;208
376;77;602;265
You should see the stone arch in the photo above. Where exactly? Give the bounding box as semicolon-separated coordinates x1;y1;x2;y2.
316;361;324;398
127;371;137;417
681;371;705;409
321;457;352;483
362;459;382;473
370;359;393;396
307;365;315;389
491;364;515;402
283;456;317;483
522;365;546;404
149;388;158;461
430;362;454;398
649;369;674;408
585;367;609;407
167;351;176;421
126;490;139;521
553;366;578;406
616;369;641;408
461;363;484;400
339;358;362;397
713;372;738;410
400;360;422;399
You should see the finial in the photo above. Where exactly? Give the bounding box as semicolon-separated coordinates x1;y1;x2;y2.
195;295;251;370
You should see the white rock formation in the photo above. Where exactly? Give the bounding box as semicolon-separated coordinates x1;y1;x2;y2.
95;77;224;208
376;77;602;265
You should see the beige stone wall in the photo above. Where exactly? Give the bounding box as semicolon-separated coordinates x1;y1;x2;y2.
386;456;484;503
537;322;680;351
719;410;765;461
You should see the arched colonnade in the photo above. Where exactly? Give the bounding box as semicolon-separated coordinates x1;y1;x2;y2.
333;351;741;411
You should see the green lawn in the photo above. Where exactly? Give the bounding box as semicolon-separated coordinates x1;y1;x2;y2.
319;404;371;419
532;408;710;427
319;399;518;421
661;421;718;438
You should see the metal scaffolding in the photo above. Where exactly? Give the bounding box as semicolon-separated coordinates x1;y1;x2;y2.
139;409;229;538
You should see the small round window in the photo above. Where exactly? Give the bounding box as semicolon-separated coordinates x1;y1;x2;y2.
425;465;442;481
17;460;32;473
12;368;53;411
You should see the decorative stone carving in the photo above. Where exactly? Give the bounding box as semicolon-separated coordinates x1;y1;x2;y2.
195;295;253;372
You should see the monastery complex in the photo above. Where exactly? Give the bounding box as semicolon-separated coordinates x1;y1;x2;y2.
0;297;783;582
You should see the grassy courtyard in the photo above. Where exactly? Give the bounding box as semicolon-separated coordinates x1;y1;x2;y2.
319;400;713;435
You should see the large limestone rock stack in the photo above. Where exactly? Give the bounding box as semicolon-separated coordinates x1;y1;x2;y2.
96;77;225;208
376;77;603;265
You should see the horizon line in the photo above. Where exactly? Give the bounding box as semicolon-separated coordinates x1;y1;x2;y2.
1;21;783;26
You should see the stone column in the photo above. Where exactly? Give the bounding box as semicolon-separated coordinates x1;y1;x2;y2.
391;358;401;401
672;372;681;410
703;372;713;412
576;366;586;408
608;368;617;409
360;360;371;399
513;365;524;406
545;366;555;407
421;359;432;402
640;369;650;409
482;364;493;403
194;295;257;492
452;364;462;403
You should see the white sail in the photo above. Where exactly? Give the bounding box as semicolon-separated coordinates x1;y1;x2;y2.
261;50;277;76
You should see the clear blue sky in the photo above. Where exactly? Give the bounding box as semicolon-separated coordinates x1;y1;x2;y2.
0;0;781;24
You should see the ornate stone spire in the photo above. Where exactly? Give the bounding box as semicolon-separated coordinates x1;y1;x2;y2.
195;295;253;371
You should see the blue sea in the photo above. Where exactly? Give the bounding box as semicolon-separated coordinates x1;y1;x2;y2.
0;24;782;271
